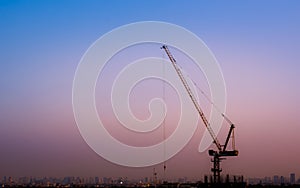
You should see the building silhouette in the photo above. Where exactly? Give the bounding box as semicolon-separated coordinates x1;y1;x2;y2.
290;173;296;185
273;175;279;185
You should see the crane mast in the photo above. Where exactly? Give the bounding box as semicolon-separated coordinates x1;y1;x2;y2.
161;45;238;183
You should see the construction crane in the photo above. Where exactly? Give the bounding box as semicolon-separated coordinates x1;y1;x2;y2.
161;45;238;183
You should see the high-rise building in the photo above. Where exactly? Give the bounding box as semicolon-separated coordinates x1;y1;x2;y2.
290;173;296;185
263;176;271;185
273;175;279;185
95;177;99;184
280;176;284;185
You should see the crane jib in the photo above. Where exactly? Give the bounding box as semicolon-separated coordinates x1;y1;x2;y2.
161;45;222;151
161;45;237;155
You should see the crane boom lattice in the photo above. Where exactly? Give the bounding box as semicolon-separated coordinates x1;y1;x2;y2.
161;45;222;150
161;45;238;184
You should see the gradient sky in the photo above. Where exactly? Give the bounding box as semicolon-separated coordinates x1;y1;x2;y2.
1;0;300;180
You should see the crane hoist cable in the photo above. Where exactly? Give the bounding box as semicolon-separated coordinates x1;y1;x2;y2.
161;50;167;178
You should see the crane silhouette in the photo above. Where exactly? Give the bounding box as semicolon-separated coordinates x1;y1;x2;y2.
161;45;238;183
